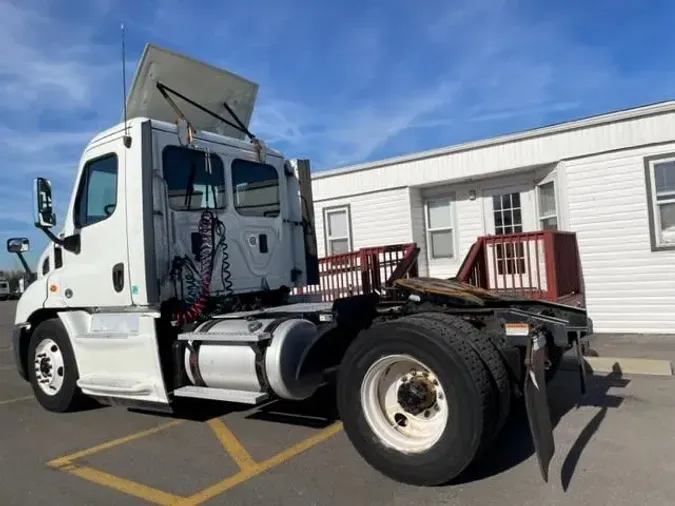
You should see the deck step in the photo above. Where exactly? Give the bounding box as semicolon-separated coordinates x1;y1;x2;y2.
172;386;269;404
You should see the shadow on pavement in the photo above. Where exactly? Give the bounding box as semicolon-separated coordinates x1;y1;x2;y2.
124;365;628;490
456;368;629;489
245;385;340;429
128;383;341;426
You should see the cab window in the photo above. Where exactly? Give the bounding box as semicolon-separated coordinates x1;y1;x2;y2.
74;153;118;228
231;159;280;217
162;145;226;211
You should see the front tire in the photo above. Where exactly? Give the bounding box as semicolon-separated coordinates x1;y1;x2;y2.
27;318;88;412
337;315;496;486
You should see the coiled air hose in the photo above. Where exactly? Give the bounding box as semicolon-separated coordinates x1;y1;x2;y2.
172;209;216;325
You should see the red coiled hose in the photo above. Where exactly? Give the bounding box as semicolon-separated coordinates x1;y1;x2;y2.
172;210;215;325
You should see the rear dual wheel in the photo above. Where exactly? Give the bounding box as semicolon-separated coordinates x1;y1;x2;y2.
337;313;509;486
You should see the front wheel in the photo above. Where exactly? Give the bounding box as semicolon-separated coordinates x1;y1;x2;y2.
337;316;497;486
27;318;88;412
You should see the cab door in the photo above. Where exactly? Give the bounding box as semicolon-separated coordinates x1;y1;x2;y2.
228;156;290;291
45;137;131;308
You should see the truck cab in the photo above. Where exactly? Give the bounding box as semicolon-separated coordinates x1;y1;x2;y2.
9;43;322;410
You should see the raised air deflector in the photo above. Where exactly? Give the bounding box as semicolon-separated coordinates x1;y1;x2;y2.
125;43;259;139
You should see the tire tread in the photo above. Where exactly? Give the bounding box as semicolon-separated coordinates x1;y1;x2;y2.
402;314;498;454
414;312;512;442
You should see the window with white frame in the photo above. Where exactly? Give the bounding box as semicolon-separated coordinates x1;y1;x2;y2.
537;181;558;230
646;156;675;248
425;198;455;259
324;206;352;255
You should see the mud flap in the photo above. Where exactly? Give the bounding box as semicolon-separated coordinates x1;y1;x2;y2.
573;332;588;395
523;330;555;482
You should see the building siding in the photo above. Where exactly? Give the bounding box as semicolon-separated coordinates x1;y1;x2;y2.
312;109;675;201
307;104;675;335
414;169;550;280
313;188;413;258
564;142;675;334
408;188;428;276
416;183;484;279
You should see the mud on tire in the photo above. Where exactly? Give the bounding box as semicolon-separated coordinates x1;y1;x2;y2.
336;314;498;486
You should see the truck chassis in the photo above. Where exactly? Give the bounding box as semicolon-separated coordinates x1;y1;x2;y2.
12;274;591;487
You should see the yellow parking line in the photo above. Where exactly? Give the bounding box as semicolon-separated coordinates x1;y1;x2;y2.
47;420;184;467
207;418;257;471
64;464;184;505
0;395;33;405
178;421;343;506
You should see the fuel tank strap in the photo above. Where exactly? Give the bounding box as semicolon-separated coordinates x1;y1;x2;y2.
186;341;206;387
251;342;270;391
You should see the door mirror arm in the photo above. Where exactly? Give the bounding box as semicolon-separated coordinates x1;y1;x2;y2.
38;227;81;254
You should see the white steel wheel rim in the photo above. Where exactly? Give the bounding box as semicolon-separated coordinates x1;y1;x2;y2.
360;354;449;454
34;338;66;396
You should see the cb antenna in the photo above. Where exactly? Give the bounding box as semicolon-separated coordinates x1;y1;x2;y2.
121;22;131;148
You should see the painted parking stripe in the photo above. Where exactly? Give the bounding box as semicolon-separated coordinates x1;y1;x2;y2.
178;421;343;506
0;395;33;405
65;464;183;505
47;420;184;467
207;418;257;471
46;416;342;505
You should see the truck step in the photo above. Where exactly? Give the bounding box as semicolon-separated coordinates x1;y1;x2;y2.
177;331;270;343
172;386;269;404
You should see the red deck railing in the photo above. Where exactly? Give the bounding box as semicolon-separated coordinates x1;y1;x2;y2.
456;230;583;305
294;243;419;302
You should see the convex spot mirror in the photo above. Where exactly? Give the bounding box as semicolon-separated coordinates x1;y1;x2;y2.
6;237;30;253
34;177;56;228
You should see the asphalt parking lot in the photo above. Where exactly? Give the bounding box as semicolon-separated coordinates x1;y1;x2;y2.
2;300;675;506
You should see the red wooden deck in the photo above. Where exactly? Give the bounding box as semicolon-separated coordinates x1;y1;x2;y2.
455;230;584;307
294;230;584;308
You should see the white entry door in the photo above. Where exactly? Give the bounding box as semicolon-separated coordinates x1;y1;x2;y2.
482;185;539;292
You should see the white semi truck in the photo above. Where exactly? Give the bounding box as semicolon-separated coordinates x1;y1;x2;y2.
6;43;592;487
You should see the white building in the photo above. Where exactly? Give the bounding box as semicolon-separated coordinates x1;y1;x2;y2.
309;100;675;335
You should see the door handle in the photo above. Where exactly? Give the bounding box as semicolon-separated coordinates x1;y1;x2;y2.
259;233;268;254
112;263;124;293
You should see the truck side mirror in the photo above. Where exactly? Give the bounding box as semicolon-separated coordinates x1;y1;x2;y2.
6;237;30;253
6;237;33;278
34;177;57;229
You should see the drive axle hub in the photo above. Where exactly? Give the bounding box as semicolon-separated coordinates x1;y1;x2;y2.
397;374;437;416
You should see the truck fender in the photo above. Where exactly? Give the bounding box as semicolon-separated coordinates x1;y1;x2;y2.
296;322;349;377
12;308;87;383
297;293;380;378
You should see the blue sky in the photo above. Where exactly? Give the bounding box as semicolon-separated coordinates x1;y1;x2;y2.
1;0;675;269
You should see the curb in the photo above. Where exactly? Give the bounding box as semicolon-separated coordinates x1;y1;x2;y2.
560;356;673;377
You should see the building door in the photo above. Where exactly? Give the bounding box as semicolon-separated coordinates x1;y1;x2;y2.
482;185;538;292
